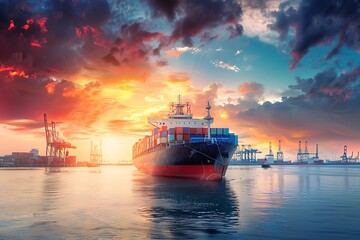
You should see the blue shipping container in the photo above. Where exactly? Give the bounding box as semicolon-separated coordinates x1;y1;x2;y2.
184;127;190;134
169;128;175;134
168;134;175;141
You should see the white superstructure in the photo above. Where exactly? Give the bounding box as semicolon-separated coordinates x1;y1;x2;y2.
148;96;214;129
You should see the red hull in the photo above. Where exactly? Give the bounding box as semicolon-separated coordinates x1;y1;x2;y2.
136;165;227;181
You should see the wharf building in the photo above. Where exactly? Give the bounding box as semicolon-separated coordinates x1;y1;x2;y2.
1;148;48;167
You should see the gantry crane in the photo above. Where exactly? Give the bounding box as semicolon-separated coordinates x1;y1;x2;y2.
44;113;76;167
89;140;102;167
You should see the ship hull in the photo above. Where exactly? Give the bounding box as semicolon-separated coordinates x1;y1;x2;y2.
133;142;236;181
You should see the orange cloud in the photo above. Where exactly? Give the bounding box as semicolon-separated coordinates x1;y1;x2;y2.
8;20;16;30
9;70;29;79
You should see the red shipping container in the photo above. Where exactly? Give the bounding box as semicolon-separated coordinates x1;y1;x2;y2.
161;126;168;131
196;128;202;134
190;128;197;134
184;134;190;141
175;127;184;134
202;128;208;134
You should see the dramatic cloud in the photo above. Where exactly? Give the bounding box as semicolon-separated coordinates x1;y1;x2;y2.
218;66;360;156
269;0;360;68
0;0;111;78
104;23;164;66
289;67;360;101
0;73;109;126
238;82;264;101
144;0;243;46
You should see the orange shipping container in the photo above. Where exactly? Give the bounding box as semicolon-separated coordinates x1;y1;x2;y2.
161;126;168;131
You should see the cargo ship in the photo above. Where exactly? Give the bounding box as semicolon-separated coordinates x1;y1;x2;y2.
132;96;238;181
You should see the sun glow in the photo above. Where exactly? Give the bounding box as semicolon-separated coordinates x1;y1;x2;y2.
101;136;134;163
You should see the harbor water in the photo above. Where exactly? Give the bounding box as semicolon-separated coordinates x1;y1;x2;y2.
1;165;360;239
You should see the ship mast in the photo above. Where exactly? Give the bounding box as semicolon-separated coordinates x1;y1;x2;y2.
204;101;213;139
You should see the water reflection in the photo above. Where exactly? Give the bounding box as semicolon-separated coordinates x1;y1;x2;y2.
132;172;240;239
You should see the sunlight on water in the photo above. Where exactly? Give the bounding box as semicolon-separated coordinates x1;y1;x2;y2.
0;166;360;239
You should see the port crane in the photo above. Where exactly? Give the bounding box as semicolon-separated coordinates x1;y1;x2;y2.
276;140;284;163
44;113;76;167
89;140;102;166
232;145;261;162
297;141;320;163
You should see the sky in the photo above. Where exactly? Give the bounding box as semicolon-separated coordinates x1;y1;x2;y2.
1;0;360;162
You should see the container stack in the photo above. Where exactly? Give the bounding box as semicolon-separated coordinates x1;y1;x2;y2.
133;127;238;158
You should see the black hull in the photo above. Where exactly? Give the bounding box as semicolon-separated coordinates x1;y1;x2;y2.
133;142;237;180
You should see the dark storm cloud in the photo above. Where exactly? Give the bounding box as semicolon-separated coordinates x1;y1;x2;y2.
103;22;164;66
0;0;111;76
145;0;180;21
144;0;243;46
289;67;360;101
268;0;360;69
229;66;360;141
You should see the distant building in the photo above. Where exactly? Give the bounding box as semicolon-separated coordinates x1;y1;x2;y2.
1;148;74;167
30;148;39;159
0;155;14;167
9;149;46;167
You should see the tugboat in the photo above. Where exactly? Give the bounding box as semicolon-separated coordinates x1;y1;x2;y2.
261;161;271;168
132;96;238;181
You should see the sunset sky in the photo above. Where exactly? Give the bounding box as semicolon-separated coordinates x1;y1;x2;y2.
1;0;360;162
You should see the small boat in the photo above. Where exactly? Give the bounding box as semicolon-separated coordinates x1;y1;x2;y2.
261;162;271;168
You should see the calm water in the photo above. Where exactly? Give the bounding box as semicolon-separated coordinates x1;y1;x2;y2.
1;165;360;239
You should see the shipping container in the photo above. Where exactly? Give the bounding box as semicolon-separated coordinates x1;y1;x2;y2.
184;134;190;141
153;128;159;135
210;128;217;135
202;128;208;135
229;133;235;144
176;134;184;141
168;134;175;141
169;128;175;134
184;127;190;134
216;128;223;135
190;137;204;143
175;127;184;134
160;137;167;144
223;128;229;135
161;126;168;131
160;131;168;137
190;128;197;134
195;128;202;134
